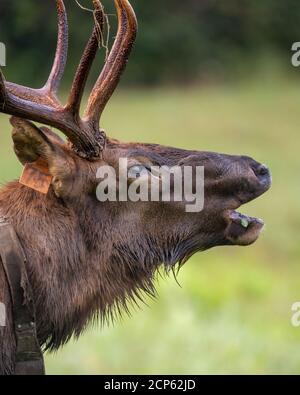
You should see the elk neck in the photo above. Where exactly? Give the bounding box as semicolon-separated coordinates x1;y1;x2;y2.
0;181;114;349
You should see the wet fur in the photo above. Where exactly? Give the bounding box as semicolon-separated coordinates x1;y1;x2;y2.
0;135;270;374
0;180;195;374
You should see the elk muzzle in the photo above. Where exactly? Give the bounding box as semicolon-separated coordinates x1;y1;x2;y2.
222;158;272;246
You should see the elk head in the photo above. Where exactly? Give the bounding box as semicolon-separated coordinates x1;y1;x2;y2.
0;0;271;275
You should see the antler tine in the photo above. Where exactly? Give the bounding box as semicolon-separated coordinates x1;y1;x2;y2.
83;0;138;128
5;0;68;108
44;0;68;97
66;0;105;117
0;68;66;127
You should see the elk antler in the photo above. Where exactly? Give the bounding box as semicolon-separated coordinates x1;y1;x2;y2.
0;0;138;159
84;0;138;128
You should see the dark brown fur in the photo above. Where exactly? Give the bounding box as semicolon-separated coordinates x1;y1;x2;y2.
0;130;271;374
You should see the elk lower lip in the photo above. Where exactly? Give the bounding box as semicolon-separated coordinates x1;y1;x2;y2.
229;210;264;228
225;210;265;246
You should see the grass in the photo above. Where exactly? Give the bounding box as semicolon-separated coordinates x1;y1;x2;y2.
1;74;300;374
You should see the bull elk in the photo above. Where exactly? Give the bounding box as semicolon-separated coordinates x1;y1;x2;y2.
0;0;271;375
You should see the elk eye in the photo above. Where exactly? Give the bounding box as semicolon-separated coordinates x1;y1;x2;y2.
128;165;150;179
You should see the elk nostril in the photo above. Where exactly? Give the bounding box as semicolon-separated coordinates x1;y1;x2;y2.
256;164;269;177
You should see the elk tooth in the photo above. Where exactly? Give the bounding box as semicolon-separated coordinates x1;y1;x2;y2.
240;218;249;228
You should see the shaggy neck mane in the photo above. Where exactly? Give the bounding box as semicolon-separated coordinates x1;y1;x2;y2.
0;182;159;352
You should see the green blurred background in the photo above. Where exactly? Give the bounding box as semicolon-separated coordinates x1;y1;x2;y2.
1;0;300;374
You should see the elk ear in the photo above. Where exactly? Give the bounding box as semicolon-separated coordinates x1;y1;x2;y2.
11;117;72;196
10;117;67;167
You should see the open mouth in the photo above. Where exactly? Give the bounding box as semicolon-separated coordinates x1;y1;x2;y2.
224;166;271;246
225;210;264;246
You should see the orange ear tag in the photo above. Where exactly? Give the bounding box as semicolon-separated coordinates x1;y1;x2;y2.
19;159;53;195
